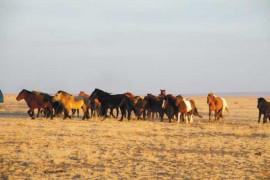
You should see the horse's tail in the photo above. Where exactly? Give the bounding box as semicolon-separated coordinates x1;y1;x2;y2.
221;98;229;115
193;107;203;118
225;107;230;116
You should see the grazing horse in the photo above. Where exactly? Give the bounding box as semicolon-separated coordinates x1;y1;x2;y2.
257;97;270;123
162;94;178;122
175;96;202;123
142;94;164;121
207;92;229;122
89;89;134;121
16;89;54;119
53;91;89;120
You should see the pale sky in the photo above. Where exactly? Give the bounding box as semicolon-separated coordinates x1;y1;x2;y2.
1;0;270;95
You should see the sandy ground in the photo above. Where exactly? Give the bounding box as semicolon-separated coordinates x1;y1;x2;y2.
0;94;270;179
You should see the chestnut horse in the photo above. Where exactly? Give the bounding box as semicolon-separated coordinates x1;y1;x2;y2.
16;89;54;119
79;91;101;118
257;97;270;123
207;92;229;122
53;91;89;120
175;96;202;123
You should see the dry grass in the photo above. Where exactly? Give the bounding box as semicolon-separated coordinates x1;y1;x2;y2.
0;95;270;179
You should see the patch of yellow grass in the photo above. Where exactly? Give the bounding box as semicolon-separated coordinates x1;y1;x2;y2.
0;95;270;179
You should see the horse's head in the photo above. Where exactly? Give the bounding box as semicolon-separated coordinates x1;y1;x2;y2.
257;97;267;109
90;88;110;101
53;92;62;102
16;89;27;101
207;93;215;104
160;89;166;98
175;96;183;106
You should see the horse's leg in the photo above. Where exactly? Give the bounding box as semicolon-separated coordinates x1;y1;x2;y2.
263;113;266;124
159;111;164;122
68;108;72;119
147;110;151;120
119;107;125;121
37;108;40;118
177;112;181;123
91;108;94;118
258;112;261;123
182;113;186;123
143;109;146;120
103;107;109;120
109;108;114;118
190;113;193;123
185;113;189;123
29;108;35;119
27;109;33;118
77;109;79;118
209;110;211;122
47;104;54;120
63;109;68;119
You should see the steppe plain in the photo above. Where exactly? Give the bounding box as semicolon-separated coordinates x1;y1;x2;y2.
0;94;269;179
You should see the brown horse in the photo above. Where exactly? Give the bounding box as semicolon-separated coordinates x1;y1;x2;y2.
207;92;229;122
79;91;101;118
53;91;89;120
175;96;202;123
16;89;54;119
257;97;270;123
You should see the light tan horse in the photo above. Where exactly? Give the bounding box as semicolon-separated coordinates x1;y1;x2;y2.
53;91;89;120
175;96;202;123
207;92;229;122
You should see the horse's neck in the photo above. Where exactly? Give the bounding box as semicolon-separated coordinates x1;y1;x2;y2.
148;98;159;106
60;95;71;104
168;97;175;105
23;92;35;105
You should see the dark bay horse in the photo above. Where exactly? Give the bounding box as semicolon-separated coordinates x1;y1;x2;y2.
134;96;144;120
207;92;229;122
175;96;203;123
142;94;164;121
162;94;178;122
89;89;135;121
16;89;54;119
257;97;270;123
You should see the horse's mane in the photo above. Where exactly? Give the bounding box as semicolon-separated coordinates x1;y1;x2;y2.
176;95;183;99
167;94;176;100
22;89;31;94
57;90;72;96
79;91;90;97
93;88;111;96
258;97;267;102
124;92;135;99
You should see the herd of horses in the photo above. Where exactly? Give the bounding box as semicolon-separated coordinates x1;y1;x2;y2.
15;89;269;124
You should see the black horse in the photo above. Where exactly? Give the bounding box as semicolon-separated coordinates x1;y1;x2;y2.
142;94;164;121
89;89;135;121
257;97;270;123
161;94;179;122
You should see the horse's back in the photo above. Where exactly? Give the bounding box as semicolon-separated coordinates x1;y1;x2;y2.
184;100;192;112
